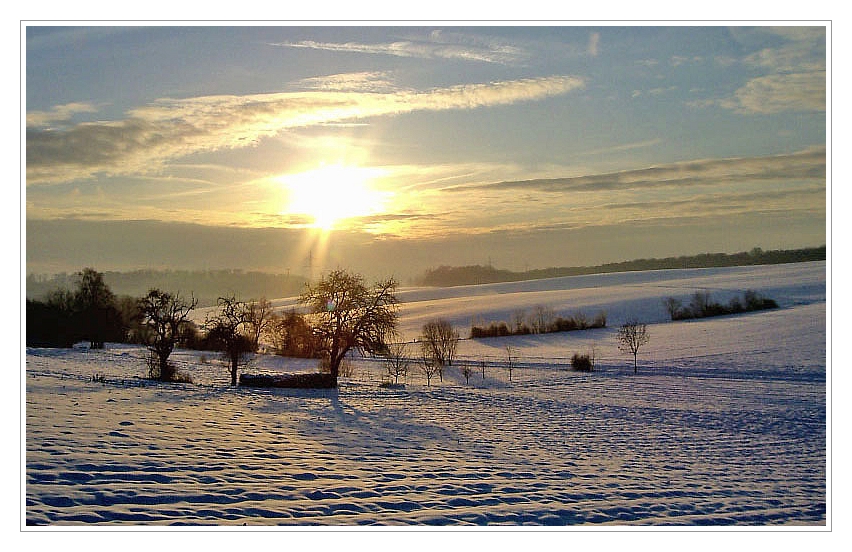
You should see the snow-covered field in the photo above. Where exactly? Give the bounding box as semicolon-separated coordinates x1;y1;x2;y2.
25;261;827;526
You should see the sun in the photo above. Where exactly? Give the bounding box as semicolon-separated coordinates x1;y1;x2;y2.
279;164;389;230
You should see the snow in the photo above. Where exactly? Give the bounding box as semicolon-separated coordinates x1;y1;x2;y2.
25;262;826;526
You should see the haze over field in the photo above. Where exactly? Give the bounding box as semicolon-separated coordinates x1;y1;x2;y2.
25;25;826;280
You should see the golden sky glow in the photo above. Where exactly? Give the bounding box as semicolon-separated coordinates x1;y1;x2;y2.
25;26;827;277
277;164;391;230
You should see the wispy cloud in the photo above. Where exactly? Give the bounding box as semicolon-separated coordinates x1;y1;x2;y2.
580;138;662;156
720;71;826;114
669;55;703;67
293;71;400;93
588;32;600;57
450;147;825;194
26;75;585;185
717;27;825;114
269;30;528;65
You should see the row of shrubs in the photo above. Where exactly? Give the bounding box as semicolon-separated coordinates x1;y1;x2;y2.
470;310;607;339
664;290;778;321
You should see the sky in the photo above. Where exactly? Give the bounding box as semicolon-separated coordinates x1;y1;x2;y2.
24;24;827;281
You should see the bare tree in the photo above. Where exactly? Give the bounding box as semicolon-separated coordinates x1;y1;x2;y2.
460;361;474;385
205;295;255;386
505;345;517;382
419;342;441;387
689;291;712;318
244;297;275;352
299;269;398;383
383;341;410;385
512;309;528;334
617;319;650;374
140;289;197;382
421;318;459;382
663;297;684;320
529;305;555;334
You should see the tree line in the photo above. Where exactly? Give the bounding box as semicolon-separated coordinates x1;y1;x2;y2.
663;290;778;321
26;268;308;307
470;306;606;339
417;246;826;287
26;267;401;388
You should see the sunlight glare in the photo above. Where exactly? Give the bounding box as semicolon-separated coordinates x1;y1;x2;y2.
279;164;389;230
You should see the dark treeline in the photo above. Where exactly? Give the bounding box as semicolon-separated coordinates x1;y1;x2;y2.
27;268;137;348
417;246;826;288
470;306;607;339
664;290;779;321
26;269;308;307
26;268;322;371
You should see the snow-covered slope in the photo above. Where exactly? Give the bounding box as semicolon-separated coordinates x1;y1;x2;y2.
25;261;827;526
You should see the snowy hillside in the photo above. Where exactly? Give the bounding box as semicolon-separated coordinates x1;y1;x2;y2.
25;262;827;526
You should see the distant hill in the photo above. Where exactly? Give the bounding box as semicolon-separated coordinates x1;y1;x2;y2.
416;246;826;288
26;269;309;307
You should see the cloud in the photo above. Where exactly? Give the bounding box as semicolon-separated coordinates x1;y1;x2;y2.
451;147;825;194
269;31;528;65
26;75;585;185
669;55;703;67
293;71;400;93
26;102;99;128
718;26;825;115
581;138;662;156
588;32;600;56
720;71;826;114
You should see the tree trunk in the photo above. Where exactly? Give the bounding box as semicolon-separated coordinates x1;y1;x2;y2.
159;355;170;381
633;353;638;374
328;354;341;387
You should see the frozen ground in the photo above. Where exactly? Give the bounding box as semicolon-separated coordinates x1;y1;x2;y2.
25;262;827;526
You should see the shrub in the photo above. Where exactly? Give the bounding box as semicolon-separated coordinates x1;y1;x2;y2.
470;321;511;338
744;290;778;310
268;310;322;358
145;351;192;383
570;353;593;372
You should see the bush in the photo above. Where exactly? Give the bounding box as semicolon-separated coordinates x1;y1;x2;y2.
470;321;511;338
570;353;593;372
145;352;193;383
744;290;778;311
268;310;322;358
